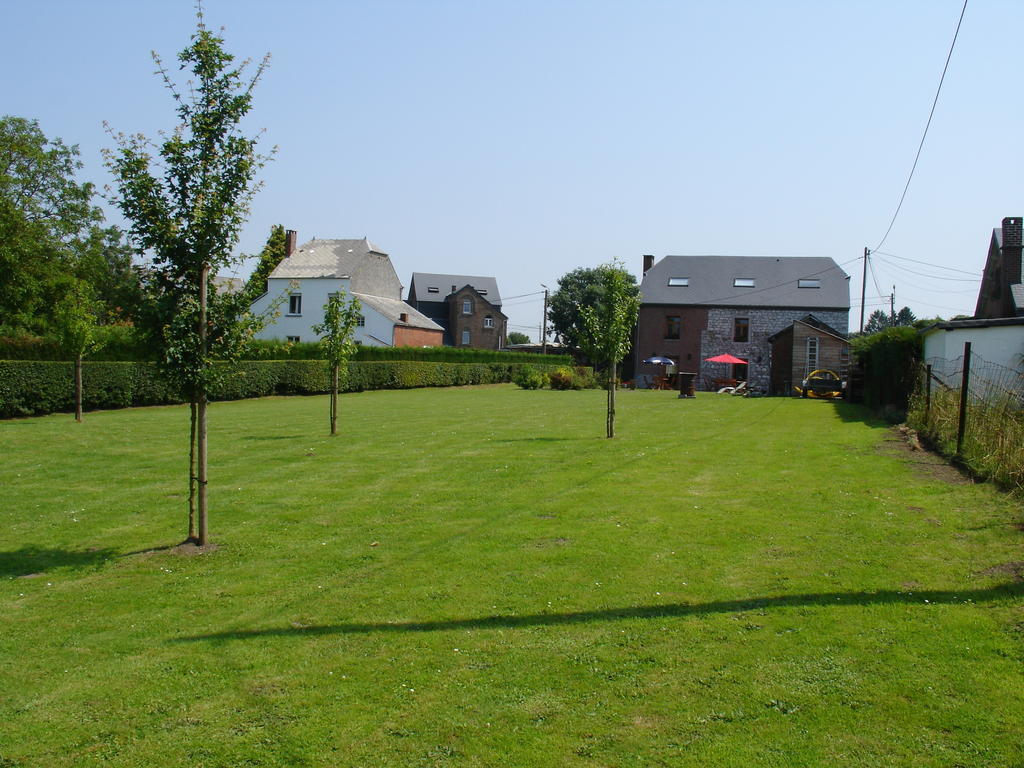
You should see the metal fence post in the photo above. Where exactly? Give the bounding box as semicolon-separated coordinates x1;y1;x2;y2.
956;343;971;456
925;364;931;419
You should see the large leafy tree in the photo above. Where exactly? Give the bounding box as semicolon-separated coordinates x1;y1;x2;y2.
313;290;361;436
549;266;638;350
579;261;641;438
507;331;530;345
864;306;917;335
0;116;105;332
105;13;271;547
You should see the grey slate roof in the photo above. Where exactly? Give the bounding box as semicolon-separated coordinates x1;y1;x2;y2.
410;273;502;306
270;238;401;299
641;255;850;309
353;293;443;332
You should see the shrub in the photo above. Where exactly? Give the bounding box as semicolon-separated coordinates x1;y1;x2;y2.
548;366;577;390
512;365;547;390
851;326;922;410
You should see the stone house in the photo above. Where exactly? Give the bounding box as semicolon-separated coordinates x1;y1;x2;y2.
406;273;508;349
636;254;850;392
250;232;443;347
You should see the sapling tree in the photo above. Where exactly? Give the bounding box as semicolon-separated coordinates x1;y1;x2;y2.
313;290;361;436
105;12;271;546
579;261;640;438
54;280;104;422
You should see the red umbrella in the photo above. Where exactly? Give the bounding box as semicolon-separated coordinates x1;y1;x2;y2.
704;353;747;364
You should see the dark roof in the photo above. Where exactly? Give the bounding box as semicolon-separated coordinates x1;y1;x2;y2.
640;255;850;309
767;314;848;343
410;273;502;306
920;316;1024;333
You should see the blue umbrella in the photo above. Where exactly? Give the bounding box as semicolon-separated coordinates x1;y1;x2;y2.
642;356;676;366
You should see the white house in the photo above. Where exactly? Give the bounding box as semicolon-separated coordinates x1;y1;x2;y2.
921;318;1024;387
250;232;443;347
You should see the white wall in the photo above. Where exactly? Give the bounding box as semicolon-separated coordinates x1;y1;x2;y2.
923;325;1024;385
251;277;394;346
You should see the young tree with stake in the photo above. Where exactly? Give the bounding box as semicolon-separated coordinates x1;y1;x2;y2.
579;261;640;438
105;12;271;546
313;290;361;436
54;280;103;423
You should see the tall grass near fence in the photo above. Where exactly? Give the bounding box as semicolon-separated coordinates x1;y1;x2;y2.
908;351;1024;492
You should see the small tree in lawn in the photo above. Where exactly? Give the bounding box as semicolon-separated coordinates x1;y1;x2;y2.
105;12;270;546
54;279;103;422
313;290;361;436
579;261;640;438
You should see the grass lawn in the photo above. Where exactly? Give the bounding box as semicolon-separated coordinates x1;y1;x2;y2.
1;385;1022;767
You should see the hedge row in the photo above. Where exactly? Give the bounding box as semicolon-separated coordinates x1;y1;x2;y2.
0;333;572;366
0;360;561;419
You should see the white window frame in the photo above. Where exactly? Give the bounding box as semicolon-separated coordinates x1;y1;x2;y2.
733;278;755;288
462;298;472;315
483;316;494;329
667;277;689;286
286;335;300;343
461;329;471;345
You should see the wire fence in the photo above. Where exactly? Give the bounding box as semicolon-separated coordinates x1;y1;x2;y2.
908;346;1024;492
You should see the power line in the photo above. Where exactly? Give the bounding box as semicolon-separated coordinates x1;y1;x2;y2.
873;0;968;251
872;254;980;282
872;249;979;277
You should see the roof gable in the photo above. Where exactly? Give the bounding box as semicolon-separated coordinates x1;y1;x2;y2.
270;238;401;299
641;255;850;309
410;272;502;306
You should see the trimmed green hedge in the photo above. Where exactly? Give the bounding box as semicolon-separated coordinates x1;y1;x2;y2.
850;326;922;411
0;361;566;418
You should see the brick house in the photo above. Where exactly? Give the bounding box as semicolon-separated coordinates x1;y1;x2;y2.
407;273;508;349
250;233;443;347
636;254;850;392
975;216;1023;319
767;315;851;396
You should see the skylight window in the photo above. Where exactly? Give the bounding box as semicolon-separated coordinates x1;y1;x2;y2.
733;278;755;288
427;287;440;293
798;279;821;289
667;277;689;286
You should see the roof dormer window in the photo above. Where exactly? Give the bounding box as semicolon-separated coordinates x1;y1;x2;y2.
733;278;755;288
427;286;440;293
667;277;689;286
798;279;821;289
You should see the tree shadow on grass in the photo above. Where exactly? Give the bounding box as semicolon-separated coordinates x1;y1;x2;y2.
174;583;1024;643
0;546;117;578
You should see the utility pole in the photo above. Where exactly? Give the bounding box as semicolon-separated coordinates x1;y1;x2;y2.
541;285;549;354
890;286;896;326
859;247;869;333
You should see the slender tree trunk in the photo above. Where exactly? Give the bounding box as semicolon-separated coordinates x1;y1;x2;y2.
607;359;617;438
197;264;209;547
74;354;83;422
188;399;197;543
330;363;338;435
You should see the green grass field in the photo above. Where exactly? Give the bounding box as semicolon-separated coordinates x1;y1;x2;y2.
2;385;1022;767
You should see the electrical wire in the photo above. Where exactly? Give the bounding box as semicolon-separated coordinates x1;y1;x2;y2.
872;254;980;282
872;249;979;276
873;0;968;251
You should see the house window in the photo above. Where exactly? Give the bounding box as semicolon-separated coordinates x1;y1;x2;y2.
798;279;821;289
286;335;300;343
288;294;302;315
484;315;494;328
462;298;472;314
667;277;689;287
733;317;749;342
478;289;488;295
356;314;365;327
806;336;819;375
427;287;440;294
664;315;681;339
461;329;471;345
733;278;755;288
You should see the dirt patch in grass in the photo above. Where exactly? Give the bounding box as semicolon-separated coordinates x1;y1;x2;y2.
977;562;1024;581
170;541;219;556
877;426;974;485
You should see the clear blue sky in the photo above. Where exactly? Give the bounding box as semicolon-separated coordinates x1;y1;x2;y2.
4;0;1018;338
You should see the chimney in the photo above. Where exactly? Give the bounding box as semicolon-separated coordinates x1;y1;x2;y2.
1003;217;1023;287
285;229;297;257
643;254;654;275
